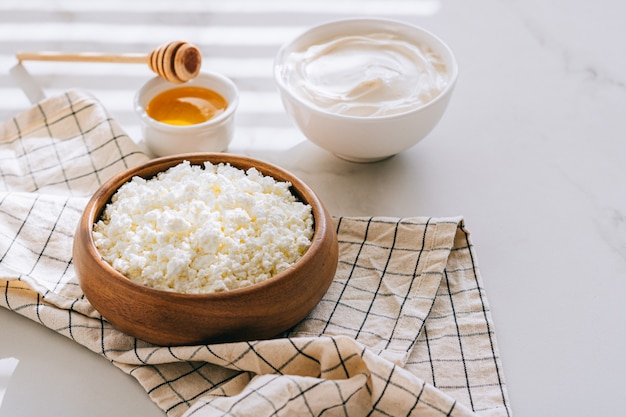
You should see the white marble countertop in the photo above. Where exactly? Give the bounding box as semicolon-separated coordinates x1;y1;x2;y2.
1;0;625;416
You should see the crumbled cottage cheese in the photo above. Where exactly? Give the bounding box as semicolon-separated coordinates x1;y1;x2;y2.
92;160;314;294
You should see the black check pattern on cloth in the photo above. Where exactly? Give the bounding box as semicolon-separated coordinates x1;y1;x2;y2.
0;91;512;417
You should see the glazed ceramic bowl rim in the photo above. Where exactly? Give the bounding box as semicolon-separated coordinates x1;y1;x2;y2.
273;17;459;121
134;71;239;132
81;153;328;300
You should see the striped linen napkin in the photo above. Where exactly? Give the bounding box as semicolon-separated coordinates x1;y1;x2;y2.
0;90;512;417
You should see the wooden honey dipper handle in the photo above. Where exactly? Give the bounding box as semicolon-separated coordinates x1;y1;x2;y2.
15;41;202;84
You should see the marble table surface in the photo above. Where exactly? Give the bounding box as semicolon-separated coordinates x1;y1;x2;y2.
1;0;625;416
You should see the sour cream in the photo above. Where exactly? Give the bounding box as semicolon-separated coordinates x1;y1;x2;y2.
280;33;449;117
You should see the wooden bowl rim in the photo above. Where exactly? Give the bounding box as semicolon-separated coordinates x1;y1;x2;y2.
78;152;332;301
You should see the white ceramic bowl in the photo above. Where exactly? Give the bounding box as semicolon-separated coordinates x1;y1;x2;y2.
135;71;239;157
274;18;458;163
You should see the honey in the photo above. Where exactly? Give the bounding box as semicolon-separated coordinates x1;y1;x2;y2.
146;86;228;126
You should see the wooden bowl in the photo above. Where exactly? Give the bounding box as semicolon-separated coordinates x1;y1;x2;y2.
72;153;338;346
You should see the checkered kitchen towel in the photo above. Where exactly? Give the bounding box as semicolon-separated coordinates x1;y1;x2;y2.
0;90;512;417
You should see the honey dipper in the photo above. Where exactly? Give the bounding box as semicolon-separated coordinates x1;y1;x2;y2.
15;41;202;84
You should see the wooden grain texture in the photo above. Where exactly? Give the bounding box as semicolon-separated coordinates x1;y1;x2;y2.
72;153;339;346
16;41;201;84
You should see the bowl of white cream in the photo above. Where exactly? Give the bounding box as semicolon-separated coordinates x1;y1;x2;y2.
274;18;458;162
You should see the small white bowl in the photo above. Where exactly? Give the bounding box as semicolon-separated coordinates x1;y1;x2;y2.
274;18;458;163
135;71;239;157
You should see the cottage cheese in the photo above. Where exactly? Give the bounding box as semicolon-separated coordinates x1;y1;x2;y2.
92;160;314;294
